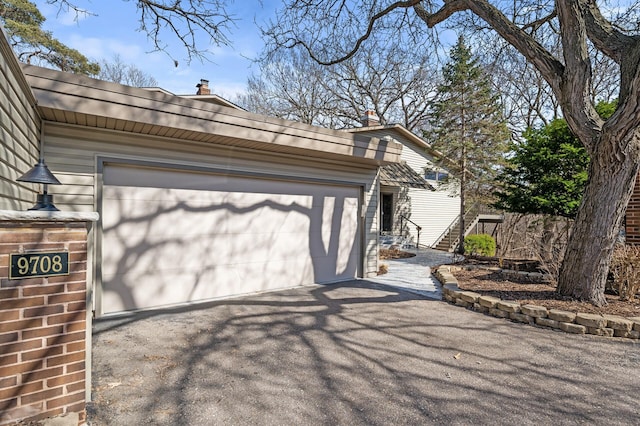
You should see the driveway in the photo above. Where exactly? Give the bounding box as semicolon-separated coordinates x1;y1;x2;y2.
89;279;639;425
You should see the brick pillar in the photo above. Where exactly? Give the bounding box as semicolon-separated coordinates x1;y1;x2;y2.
626;174;640;244
0;212;97;425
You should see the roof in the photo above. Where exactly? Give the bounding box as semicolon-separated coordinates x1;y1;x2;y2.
179;94;245;110
142;88;246;110
380;162;434;190
22;64;402;167
345;124;458;171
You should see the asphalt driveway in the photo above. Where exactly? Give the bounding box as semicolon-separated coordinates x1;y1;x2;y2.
90;280;639;425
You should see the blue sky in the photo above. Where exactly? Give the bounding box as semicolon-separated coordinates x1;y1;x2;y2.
35;1;278;97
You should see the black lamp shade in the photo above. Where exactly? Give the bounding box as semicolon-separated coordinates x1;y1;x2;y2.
17;159;61;185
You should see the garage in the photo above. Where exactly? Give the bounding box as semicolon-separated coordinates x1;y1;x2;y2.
100;163;361;314
22;64;402;318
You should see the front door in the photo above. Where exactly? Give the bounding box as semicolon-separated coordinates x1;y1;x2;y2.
381;193;393;233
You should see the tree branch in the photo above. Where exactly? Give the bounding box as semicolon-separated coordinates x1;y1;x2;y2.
580;0;635;63
414;0;564;97
521;10;557;34
555;0;601;147
296;0;423;66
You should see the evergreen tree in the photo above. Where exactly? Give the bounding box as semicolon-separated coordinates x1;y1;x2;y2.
0;0;99;75
493;101;615;218
493;120;588;218
427;35;510;254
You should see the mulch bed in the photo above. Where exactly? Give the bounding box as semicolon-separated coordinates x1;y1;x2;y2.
379;248;416;260
453;264;640;318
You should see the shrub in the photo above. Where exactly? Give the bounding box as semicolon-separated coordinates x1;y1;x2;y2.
377;263;388;275
609;245;640;301
464;234;496;257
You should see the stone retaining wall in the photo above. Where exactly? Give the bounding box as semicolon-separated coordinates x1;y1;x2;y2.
435;266;640;339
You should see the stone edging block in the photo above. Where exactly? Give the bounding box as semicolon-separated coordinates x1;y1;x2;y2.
434;265;639;340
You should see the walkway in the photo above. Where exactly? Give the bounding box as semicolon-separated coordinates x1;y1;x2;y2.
368;248;461;299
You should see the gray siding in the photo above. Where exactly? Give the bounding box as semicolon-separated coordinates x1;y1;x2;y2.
0;31;40;210
43;123;380;278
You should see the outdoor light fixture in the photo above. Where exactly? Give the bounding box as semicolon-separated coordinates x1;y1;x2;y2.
17;159;62;211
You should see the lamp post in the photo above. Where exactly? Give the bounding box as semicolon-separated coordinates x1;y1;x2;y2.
17;159;62;211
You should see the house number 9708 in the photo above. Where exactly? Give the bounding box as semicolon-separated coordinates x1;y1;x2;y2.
10;252;69;279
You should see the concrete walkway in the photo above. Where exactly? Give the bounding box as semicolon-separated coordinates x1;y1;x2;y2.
369;248;461;299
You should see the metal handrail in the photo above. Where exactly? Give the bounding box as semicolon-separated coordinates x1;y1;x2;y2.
399;215;422;250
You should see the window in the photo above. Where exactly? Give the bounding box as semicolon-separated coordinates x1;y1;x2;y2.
425;170;449;182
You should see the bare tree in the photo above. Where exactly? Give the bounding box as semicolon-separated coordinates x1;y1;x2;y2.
243;38;438;131
98;54;158;87
325;38;438;130
46;0;236;63
265;0;640;306
238;49;340;127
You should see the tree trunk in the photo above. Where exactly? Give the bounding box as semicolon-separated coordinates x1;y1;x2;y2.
557;134;640;306
457;169;465;255
539;216;557;263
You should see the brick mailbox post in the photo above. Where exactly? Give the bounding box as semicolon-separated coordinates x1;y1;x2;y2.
0;211;98;425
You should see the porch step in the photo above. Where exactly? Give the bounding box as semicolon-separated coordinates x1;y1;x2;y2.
379;235;416;250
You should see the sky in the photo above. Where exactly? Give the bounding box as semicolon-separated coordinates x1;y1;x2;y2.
35;0;279;98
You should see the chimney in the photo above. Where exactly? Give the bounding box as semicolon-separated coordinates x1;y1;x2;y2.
196;79;211;95
360;110;380;127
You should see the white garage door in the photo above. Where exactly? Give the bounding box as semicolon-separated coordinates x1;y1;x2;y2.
100;164;361;315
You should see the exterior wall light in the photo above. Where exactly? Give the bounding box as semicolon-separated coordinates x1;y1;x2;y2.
17;159;62;211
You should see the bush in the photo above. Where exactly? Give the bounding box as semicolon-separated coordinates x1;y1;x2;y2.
464;234;496;257
609;245;640;301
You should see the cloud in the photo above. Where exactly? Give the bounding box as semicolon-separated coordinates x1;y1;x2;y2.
65;34;153;62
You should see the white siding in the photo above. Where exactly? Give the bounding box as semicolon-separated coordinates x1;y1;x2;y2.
347;127;461;247
0;32;40;210
399;140;460;246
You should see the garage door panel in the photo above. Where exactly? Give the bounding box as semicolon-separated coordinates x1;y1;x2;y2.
103;257;317;312
101;165;360;315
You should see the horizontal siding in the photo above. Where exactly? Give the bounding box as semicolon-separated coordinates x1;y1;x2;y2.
347;127;463;250
363;173;380;277
0;34;40;210
399;139;439;176
405;188;460;246
43;122;380;277
388;131;460;246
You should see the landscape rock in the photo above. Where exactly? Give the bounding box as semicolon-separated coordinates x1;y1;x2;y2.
575;313;606;328
478;295;501;308
559;322;586;334
496;300;520;313
548;309;576;323
520;304;548;318
459;291;481;303
535;317;559;329
604;315;633;331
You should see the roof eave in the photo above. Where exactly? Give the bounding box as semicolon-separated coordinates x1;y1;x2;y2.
23;64;402;167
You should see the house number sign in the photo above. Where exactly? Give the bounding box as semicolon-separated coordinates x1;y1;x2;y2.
9;252;69;279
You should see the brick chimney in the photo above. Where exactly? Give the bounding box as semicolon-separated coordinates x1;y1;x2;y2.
196;79;211;95
360;110;381;127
